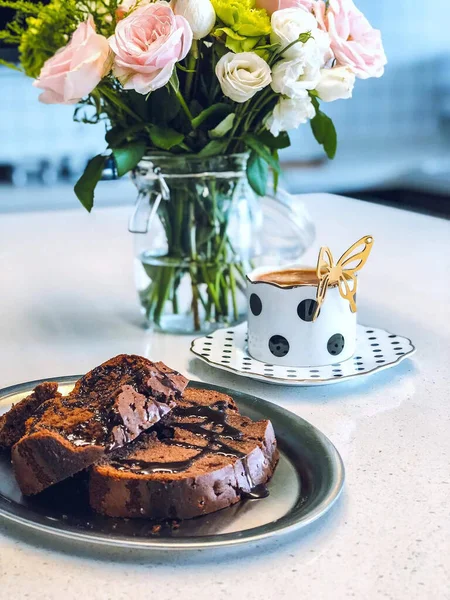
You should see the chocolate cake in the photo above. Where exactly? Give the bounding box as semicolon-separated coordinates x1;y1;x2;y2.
12;355;188;495
89;387;279;519
0;382;61;449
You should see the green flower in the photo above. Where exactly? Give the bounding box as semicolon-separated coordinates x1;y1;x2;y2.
0;0;83;78
0;0;119;78
213;27;262;53
19;4;80;78
211;0;271;38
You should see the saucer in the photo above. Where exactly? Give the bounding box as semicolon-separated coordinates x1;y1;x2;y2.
191;323;416;386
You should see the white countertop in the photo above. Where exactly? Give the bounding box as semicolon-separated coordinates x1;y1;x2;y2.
0;193;449;599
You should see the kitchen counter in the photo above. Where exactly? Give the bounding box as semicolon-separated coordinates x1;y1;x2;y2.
0;193;449;600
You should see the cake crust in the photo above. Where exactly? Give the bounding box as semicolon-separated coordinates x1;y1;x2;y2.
0;382;61;450
89;388;279;519
12;355;188;495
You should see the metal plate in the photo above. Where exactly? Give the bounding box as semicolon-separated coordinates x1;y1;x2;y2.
191;323;416;386
0;378;344;550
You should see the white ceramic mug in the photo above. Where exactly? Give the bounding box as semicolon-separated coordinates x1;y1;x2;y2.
246;265;357;367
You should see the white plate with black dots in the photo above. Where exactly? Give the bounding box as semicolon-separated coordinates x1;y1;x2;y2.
190;322;416;386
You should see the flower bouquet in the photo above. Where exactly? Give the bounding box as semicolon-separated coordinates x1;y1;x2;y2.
0;0;386;333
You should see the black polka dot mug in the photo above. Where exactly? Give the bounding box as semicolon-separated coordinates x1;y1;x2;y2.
246;236;374;367
246;265;357;367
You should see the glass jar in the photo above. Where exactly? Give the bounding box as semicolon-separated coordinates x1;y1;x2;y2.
131;153;262;334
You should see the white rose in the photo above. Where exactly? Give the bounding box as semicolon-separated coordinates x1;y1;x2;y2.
271;8;320;60
266;93;315;137
216;52;272;103
172;0;216;40
315;66;355;102
271;50;322;96
313;28;334;65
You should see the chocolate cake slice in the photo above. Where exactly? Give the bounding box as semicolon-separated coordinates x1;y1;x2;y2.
0;382;61;450
12;355;188;496
89;387;279;519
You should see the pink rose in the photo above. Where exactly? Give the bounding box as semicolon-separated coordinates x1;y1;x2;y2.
314;0;386;79
256;0;315;15
34;17;111;105
109;1;193;95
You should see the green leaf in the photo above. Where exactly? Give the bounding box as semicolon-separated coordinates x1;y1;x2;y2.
105;124;146;148
74;154;108;213
247;151;269;197
126;90;151;120
127;88;180;124
209;113;236;139
192;103;232;130
112;142;147;178
149;87;181;124
257;130;291;150
0;58;21;72
243;134;281;173
189;99;204;119
148;125;184;150
105;126;123;147
198;140;228;158
168;69;180;94
310;104;337;160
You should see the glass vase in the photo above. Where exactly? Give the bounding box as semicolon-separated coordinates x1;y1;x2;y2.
131;154;262;334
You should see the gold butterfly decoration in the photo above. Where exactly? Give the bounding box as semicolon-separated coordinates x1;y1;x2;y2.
312;235;374;321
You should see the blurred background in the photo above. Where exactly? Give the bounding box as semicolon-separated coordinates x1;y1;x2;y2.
1;0;449;217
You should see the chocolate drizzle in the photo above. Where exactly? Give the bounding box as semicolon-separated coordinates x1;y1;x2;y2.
171;402;244;440
111;401;270;500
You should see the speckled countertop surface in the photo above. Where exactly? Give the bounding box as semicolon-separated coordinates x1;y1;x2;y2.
0;193;449;599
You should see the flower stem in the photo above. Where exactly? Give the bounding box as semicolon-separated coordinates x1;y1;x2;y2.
185;40;198;100
201;266;222;312
153;267;174;326
229;265;238;321
176;89;193;122
191;273;201;331
97;84;142;122
244;90;276;132
225;99;251;153
172;291;179;314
